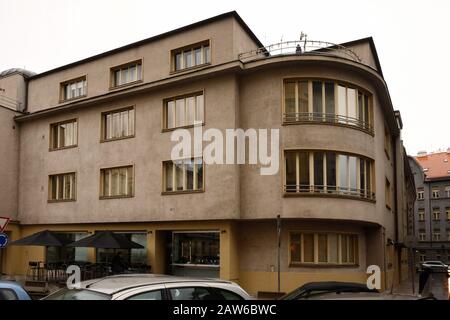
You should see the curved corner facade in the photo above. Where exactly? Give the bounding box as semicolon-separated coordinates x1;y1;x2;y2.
0;12;413;296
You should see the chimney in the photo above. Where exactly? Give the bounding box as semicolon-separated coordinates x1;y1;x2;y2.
417;151;427;157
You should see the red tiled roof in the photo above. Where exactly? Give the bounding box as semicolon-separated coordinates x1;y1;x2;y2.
415;152;450;180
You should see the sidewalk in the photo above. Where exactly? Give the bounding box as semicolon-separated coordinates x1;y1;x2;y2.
392;273;449;300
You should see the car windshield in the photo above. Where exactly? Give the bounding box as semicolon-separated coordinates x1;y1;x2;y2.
43;288;111;300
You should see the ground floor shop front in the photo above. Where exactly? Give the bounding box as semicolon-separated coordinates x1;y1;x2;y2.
1;219;410;296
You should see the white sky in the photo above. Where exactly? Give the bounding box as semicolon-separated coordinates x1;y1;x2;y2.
1;0;449;156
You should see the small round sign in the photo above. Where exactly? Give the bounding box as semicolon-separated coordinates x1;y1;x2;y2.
0;233;8;248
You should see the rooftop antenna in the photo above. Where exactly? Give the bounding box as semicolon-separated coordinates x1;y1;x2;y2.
300;32;308;51
280;35;284;54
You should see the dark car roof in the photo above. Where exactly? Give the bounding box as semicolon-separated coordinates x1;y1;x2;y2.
281;281;377;300
301;281;375;292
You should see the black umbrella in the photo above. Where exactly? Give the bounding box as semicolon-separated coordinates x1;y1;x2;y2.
66;231;144;249
9;230;72;247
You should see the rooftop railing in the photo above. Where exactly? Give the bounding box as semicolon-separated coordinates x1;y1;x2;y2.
238;40;362;63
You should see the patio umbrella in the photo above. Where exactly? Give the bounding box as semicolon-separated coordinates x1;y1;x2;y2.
9;230;72;247
66;230;144;249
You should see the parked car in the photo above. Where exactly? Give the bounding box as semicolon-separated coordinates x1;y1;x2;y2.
420;261;448;273
42;274;252;300
280;281;378;300
279;281;434;300
0;281;32;300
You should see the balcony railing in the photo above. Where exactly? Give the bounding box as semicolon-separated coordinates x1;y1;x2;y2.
284;184;376;201
238;40;362;63
283;112;374;135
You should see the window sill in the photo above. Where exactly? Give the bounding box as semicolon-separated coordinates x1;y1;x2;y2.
99;195;134;200
162;123;205;133
109;79;143;91
170;63;211;75
59;95;87;104
283;192;376;203
162;190;205;196
48;199;76;203
49;145;78;152
289;263;359;269
100;135;135;143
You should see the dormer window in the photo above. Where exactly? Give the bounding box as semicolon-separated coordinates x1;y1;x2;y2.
172;40;210;72
60;76;86;102
110;60;142;88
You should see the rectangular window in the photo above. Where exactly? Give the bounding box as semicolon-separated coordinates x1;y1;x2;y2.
418;209;425;222
385;178;392;209
61;77;86;101
419;232;426;241
50;119;78;150
102;107;135;141
446;208;450;220
163;158;204;193
172;41;210;71
445;186;450;198
289;232;358;265
433;209;440;221
100;166;134;198
433;232;441;241
432;187;440;199
172;232;219;266
285;151;373;198
417;189;424;200
163;93;204;130
49;173;76;201
111;60;142;87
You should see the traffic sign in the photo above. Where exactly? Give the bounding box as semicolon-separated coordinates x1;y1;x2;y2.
0;233;8;248
0;217;10;232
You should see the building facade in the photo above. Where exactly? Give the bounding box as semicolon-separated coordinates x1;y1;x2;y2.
0;11;413;295
409;151;450;265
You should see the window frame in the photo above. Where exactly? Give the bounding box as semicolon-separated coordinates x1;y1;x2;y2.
48;172;77;202
162;91;205;132
100;106;136;142
109;59;143;89
281;78;374;135
170;40;211;73
283;149;375;202
59;76;87;102
385;178;392;210
417;189;424;200
418;209;425;222
162;158;205;195
288;231;359;267
49;118;79;151
432;187;440;199
433;208;440;221
99;165;135;199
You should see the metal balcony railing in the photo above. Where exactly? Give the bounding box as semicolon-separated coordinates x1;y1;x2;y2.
238;40;362;63
284;184;376;201
283;112;374;135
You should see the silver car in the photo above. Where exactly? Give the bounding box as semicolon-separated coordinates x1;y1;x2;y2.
42;274;252;300
420;261;449;273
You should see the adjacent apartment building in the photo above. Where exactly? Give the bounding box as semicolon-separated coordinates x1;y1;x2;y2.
0;11;414;295
409;151;450;265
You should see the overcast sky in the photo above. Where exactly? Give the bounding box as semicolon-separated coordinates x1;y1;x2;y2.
1;0;449;155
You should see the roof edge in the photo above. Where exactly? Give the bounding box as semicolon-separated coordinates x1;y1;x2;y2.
28;11;263;81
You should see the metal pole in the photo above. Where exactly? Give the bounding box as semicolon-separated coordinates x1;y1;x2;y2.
277;215;281;294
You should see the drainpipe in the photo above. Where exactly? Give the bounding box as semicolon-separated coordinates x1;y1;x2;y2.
276;215;281;294
392;137;399;291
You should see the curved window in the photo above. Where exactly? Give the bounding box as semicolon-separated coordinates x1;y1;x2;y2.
283;80;373;134
284;150;375;200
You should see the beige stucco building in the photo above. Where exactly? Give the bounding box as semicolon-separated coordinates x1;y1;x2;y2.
0;11;414;296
